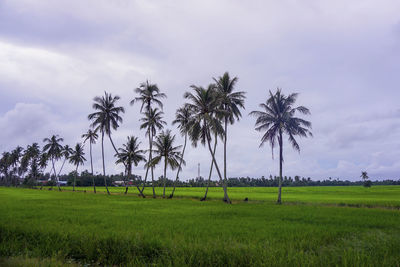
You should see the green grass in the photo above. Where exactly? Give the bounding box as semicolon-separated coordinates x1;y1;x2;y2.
1;186;399;266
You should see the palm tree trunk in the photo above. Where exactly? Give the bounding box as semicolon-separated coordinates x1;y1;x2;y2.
51;157;56;190
101;131;110;195
163;156;167;198
277;130;283;204
223;117;228;200
202;133;217;201
125;165;130;195
73;166;78;191
206;129;231;204
57;158;66;177
149;132;156;198
90;142;96;194
169;134;187;198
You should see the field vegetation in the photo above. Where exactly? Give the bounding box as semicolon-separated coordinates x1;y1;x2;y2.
0;186;399;266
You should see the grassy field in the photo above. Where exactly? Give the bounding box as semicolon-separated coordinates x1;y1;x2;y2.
0;186;399;266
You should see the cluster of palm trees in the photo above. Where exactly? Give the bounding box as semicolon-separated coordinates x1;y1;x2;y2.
0;71;312;204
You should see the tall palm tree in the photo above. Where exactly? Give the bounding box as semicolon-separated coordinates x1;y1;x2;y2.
69;143;86;192
169;106;193;198
184;84;231;203
57;145;73;176
88;91;125;195
43;135;64;190
150;130;185;198
115;136;146;195
139;108;166;197
250;89;312;204
82;129;99;193
131;81;166;196
214;72;246;193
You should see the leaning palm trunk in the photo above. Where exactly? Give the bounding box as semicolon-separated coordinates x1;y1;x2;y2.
89;142;96;193
277;130;283;204
169;134;187;198
205;128;231;203
202;134;217;201
101;132;110;195
139;132;156;198
73;166;78;191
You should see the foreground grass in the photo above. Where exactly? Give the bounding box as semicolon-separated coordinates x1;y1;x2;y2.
0;186;399;266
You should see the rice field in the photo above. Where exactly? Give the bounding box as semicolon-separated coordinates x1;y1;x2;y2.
0;186;399;266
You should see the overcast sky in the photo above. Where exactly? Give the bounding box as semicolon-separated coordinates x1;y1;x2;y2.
1;0;400;181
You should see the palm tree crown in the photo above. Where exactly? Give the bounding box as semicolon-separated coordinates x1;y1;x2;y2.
150;130;184;169
69;143;86;167
184;84;225;146
88;91;125;135
249;89;312;154
115;136;146;169
131;80;166;112
82;129;98;145
213;72;246;124
43;135;64;160
140;108;167;137
172;106;194;137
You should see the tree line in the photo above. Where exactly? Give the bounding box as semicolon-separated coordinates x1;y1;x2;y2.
0;71;314;204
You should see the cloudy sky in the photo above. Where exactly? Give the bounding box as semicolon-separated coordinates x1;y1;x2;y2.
1;0;400;181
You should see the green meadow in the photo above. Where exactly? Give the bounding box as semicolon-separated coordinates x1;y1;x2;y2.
1;186;399;266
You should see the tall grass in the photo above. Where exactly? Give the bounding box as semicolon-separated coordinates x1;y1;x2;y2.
0;187;399;266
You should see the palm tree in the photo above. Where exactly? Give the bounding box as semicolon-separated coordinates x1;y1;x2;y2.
150;130;185;198
0;152;11;186
202;132;218;201
82;129;99;193
139;108;166;197
88;91;125;195
115;136;146;195
250;89;312;204
169;106;193;198
69;143;86;192
214;72;246;194
23;143;41;186
43;135;64;190
184;84;231;203
131;81;166;196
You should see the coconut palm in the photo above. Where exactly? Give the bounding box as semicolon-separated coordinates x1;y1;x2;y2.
9;146;24;186
169;106;193;198
201;132;218;201
131;81;166;196
43;135;64;190
149;130;185;198
69;143;86;192
115;136;146;195
139;108;166;197
82;129;98;193
214;72;246;193
130;80;166;112
184;84;231;203
88;91;125;195
250;89;312;204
